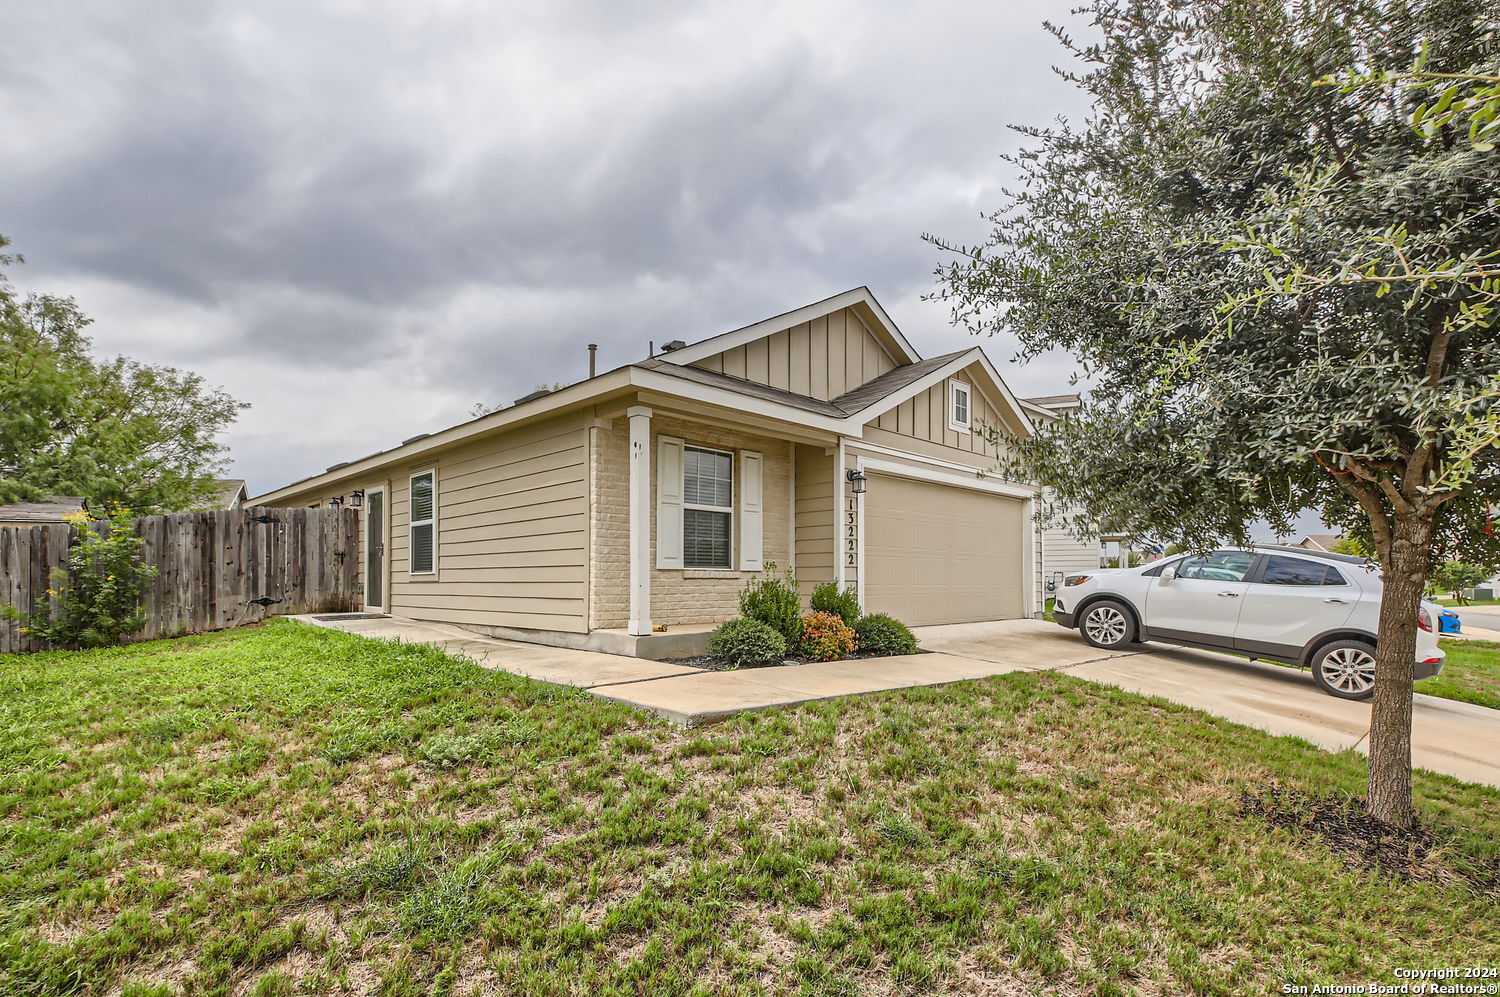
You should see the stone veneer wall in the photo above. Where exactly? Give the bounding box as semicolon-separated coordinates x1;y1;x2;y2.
589;414;793;629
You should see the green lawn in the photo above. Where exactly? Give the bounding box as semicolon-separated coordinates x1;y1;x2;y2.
1435;597;1500;607
1417;638;1500;711
1;621;1495;997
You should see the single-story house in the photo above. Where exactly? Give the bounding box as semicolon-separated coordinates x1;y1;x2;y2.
197;478;248;511
0;496;86;528
251;288;1098;654
1295;533;1344;552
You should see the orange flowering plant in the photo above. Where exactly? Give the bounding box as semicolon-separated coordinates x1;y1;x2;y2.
797;611;858;662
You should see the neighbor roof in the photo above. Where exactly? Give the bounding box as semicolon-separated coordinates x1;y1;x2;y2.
0;496;87;523
1298;533;1344;551
1022;393;1081;409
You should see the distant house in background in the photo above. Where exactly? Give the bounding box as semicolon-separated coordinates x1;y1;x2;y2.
1018;393;1104;588
198;479;248;511
1295;533;1344;552
0;496;86;527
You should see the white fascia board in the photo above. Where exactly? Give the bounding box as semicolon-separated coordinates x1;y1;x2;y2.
660;286;921;367
627;367;852;436
855;454;1039;499
250;367;636;505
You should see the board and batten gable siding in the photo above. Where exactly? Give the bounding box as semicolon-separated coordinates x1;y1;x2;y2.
863;365;1018;464
688;307;897;401
268;413;591;632
590;414;793;629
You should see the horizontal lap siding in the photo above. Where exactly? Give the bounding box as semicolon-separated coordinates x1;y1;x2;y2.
392;415;590;631
689;307;895;401
793;444;835;601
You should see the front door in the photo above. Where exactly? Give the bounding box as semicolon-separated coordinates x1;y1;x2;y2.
1143;550;1257;648
363;487;387;613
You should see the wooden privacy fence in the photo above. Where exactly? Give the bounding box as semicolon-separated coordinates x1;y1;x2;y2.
0;506;361;653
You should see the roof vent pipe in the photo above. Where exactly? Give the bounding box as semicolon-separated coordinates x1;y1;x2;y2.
588;343;597;378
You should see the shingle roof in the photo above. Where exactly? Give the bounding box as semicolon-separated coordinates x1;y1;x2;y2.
639;348;974;420
1022;393;1081;408
0;496;87;523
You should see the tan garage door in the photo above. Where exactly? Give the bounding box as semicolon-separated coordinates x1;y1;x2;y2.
863;474;1026;626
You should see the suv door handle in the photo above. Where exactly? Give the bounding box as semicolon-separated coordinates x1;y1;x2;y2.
1323;597;1347;604
1217;591;1240;597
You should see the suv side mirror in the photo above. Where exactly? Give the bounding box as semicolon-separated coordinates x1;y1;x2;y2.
1160;565;1177;582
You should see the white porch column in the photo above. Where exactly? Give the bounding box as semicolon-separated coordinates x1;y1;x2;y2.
627;406;653;636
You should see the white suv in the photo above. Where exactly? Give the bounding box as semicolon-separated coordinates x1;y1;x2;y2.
1052;546;1445;700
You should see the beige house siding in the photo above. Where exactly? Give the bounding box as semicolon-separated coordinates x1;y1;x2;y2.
688;307;897;401
268;413;591;632
793;444;835;603
590;413;794;628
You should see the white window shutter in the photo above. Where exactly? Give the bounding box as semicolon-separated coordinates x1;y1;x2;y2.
656;436;685;569
739;450;763;571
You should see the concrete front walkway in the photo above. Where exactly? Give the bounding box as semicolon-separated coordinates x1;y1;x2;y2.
291;614;1134;726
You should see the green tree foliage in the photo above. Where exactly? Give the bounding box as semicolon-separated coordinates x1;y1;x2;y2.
1431;561;1492;601
0;237;246;513
928;1;1497;824
2;506;157;648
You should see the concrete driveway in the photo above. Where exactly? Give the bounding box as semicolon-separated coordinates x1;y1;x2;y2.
923;619;1500;787
1450;603;1500;641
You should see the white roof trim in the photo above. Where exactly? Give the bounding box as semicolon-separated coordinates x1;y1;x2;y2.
659;286;921;368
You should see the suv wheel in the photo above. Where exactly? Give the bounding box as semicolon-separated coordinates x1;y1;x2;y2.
1079;599;1135;650
1311;640;1377;700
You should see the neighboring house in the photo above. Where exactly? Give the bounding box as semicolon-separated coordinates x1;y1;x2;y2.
252;288;1052;652
0;496;86;528
1016;394;1101;593
1296;533;1344;552
199;479;248;511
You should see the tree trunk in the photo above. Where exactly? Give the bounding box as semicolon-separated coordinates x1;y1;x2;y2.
1366;513;1435;828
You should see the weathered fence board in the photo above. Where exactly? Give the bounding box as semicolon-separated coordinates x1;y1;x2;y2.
0;506;361;653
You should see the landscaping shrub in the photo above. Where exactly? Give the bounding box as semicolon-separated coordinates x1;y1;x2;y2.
798;611;857;662
2;506;157;649
708;617;788;666
854;613;919;656
810;581;860;624
737;563;802;643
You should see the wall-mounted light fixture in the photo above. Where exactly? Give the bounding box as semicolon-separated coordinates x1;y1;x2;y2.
845;468;867;494
349;489;365;508
328;495;345;507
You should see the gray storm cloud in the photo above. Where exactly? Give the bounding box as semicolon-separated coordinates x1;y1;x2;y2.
1;0;1093;494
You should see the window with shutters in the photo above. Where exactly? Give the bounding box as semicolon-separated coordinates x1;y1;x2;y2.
409;470;437;574
682;446;732;568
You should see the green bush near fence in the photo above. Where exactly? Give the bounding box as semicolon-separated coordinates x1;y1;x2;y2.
1;507;156;649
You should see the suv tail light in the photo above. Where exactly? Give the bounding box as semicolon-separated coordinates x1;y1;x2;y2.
1418;609;1433;633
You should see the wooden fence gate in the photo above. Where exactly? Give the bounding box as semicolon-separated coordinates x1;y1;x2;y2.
0;506;361;653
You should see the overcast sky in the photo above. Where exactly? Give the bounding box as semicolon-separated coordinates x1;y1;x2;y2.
0;1;1326;537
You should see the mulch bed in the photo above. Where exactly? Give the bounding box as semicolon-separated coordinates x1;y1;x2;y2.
1239;783;1498;893
665;649;927;672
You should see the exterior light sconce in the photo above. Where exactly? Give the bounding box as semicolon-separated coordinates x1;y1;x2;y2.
349;489;364;508
328;495;345;507
845;468;867;494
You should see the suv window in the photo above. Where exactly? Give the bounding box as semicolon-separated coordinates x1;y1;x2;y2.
1261;555;1333;586
1177;551;1254;582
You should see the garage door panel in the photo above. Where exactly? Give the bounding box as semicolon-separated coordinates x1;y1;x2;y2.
864;474;1025;626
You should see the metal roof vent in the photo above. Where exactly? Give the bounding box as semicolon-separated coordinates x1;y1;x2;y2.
325;461;351;472
660;339;687;353
515;388;553;404
401;433;431;445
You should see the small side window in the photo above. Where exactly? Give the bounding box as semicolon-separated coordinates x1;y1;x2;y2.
1323;566;1348;586
949;381;971;432
1261;555;1331;586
